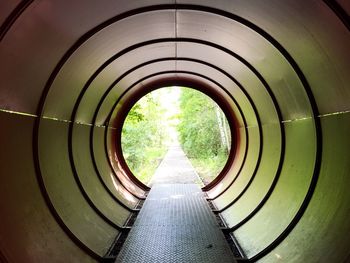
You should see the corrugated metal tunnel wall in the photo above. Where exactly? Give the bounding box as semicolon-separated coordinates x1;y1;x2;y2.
0;1;349;262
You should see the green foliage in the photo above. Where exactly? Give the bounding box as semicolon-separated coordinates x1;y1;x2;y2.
121;87;231;186
190;153;229;185
177;88;222;158
121;92;168;185
125;104;144;123
177;88;230;183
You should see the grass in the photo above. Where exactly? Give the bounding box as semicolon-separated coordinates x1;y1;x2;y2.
132;146;168;185
188;153;229;185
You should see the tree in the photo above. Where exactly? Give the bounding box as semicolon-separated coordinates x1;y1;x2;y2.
177;88;231;184
177;88;224;158
121;92;169;184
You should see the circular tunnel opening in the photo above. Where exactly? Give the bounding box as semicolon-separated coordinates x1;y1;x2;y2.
1;1;349;262
119;86;234;187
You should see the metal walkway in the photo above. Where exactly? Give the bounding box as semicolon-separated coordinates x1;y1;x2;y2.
115;184;236;263
115;144;235;262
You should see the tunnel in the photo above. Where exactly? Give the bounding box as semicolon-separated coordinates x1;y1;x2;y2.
0;1;349;262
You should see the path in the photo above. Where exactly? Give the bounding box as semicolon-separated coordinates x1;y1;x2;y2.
115;142;236;262
148;142;202;186
115;184;236;263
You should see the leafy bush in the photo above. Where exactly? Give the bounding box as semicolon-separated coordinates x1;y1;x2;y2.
177;88;230;183
121;92;168;184
121;87;231;186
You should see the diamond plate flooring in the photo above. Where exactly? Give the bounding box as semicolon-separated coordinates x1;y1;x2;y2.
115;184;236;263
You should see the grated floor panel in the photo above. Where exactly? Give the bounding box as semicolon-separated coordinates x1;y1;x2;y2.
115;184;236;263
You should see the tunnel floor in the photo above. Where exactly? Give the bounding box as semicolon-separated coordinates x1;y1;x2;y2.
117;144;235;262
115;184;236;263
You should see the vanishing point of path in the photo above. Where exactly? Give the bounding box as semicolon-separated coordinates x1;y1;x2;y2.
115;144;236;263
149;142;203;186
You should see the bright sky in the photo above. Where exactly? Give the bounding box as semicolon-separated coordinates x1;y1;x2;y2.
150;86;183;144
152;86;181;117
